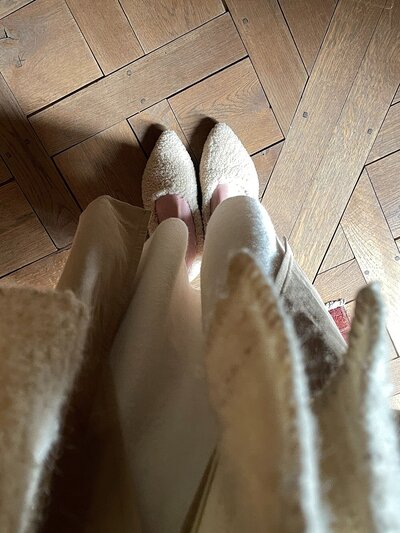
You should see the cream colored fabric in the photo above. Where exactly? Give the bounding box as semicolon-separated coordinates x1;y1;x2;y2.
106;196;280;532
200;252;326;532
201;196;346;391
43;196;149;533
0;287;88;533
39;193;346;533
314;283;400;532
191;257;400;532
2;192;398;533
109;217;217;533
105;195;346;533
201;195;279;331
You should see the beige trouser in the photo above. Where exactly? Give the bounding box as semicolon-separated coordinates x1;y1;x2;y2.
43;195;345;533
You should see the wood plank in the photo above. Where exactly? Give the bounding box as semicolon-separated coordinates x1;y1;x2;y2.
393;85;400;104
0;0;101;114
252;142;283;199
286;0;400;279
30;14;246;156
390;359;400;395
263;0;387;239
368;150;400;239
279;0;337;73
345;299;356;319
0;73;80;247
390;340;399;360
367;102;400;164
226;0;307;134
342;171;400;355
319;225;354;273
169;59;283;159
0;181;56;277
120;0;225;53
66;0;143;75
0;156;11;183
129;100;190;157
54;121;146;209
0;249;69;289
313;258;365;304
389;396;400;411
0;0;33;18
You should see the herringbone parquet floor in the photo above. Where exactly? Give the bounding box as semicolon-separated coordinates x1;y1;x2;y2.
0;0;400;398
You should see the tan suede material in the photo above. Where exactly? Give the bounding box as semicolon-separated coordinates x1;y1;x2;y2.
275;241;347;392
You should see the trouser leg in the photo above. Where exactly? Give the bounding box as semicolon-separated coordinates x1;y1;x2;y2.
201;195;346;392
201;196;282;332
44;196;149;533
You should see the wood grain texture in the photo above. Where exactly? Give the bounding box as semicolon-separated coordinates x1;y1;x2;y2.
252;142;283;199
0;156;11;183
54;120;146;209
286;0;400;279
313;258;365;304
66;0;143;75
390;359;400;395
345;299;356;318
342;171;400;355
263;0;386;239
0;0;33;18
0;249;69;288
0;73;80;247
120;0;225;52
226;0;307;134
31;14;246;155
390;340;399;360
393;85;400;104
367;102;400;164
279;0;337;73
169;59;283;159
389;396;400;410
0;0;101;114
129;100;190;157
0;181;56;277
368;150;400;239
319;225;354;273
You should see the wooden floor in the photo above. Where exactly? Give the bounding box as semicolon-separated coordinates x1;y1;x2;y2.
0;0;400;392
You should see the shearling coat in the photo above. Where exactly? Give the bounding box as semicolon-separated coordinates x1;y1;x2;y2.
1;196;399;533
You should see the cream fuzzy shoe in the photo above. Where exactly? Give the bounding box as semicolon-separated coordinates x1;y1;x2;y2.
199;123;259;227
142;130;203;252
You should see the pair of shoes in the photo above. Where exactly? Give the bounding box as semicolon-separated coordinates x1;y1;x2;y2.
141;122;259;255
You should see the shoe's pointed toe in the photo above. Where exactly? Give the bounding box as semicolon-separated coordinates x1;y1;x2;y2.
200;123;259;226
142;131;193;214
